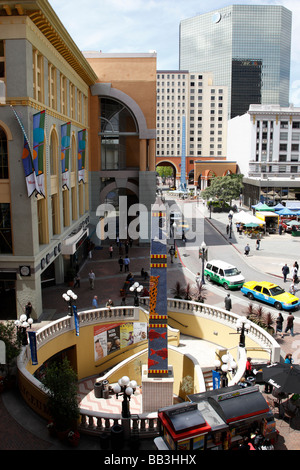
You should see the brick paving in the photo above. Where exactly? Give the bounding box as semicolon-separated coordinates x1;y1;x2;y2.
1;211;300;450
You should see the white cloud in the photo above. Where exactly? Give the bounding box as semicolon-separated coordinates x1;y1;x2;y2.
49;0;300;104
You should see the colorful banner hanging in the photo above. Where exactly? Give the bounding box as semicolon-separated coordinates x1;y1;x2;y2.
78;129;86;183
73;305;79;336
33;110;46;197
61;122;71;189
28;331;38;366
10;106;37;197
212;370;221;389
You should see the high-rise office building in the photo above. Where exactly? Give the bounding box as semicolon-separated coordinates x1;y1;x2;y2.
179;5;292;119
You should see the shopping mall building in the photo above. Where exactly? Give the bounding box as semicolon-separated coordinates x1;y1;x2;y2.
0;0;157;319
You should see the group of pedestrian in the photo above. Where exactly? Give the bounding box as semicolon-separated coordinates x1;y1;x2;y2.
118;255;130;272
237;432;274;451
282;260;299;284
276;311;295;337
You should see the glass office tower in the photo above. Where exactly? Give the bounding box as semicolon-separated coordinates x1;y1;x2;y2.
179;5;292;119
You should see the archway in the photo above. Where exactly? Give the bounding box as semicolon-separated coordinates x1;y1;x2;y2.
156;161;177;188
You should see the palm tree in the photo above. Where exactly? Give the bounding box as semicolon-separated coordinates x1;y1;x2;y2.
171;281;185;299
191;282;207;303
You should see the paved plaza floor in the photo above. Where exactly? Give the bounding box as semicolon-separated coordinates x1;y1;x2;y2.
1;198;300;450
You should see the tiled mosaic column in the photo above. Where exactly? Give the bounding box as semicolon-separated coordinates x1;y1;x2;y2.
142;198;174;412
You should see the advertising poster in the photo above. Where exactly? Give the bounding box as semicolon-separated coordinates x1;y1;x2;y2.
94;322;147;362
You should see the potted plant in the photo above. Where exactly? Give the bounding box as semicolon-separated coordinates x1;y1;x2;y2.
191;282;207;304
171;281;185;299
41;357;80;443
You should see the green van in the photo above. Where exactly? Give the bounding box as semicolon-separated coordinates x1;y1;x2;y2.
204;259;245;290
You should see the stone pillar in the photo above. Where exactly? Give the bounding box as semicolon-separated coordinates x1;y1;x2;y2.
139;139;147;172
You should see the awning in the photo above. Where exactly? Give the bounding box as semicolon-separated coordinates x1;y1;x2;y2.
188;385;270;425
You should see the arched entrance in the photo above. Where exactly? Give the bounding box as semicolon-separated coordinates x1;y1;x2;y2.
156;161;177;188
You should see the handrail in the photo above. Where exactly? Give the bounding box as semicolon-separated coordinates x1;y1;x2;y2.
17;299;280;438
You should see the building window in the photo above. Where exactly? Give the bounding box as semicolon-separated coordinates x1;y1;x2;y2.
33;49;44;103
48;64;57;110
77;90;82;123
0;40;5;81
60;74;67;115
291;166;298;173
0;203;12;253
0;127;8;178
70;83;75;119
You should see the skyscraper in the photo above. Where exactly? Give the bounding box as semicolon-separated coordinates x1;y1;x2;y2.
179;5;292;119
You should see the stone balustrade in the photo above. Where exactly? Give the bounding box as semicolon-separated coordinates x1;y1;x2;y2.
18;299;280;438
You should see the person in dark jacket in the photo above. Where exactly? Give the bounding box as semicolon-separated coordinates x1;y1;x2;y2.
224;293;232;311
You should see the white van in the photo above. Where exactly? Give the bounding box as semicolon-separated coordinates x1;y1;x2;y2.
204;259;245;290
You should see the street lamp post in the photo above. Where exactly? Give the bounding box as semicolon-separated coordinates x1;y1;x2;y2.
200;241;207;284
62;289;77;316
130;282;143;306
209;198;213;219
112;376;137;418
214;354;237;388
236;316;251;347
228;210;233;239
15;314;33;346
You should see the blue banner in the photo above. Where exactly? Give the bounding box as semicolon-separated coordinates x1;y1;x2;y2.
212;370;221;389
73;305;79;336
28;331;38;365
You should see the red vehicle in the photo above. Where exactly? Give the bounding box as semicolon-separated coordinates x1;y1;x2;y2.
281;218;298;232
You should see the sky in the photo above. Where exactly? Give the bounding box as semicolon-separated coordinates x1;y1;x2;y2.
49;0;300;106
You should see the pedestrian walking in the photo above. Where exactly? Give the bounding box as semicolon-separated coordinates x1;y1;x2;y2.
92;295;98;308
25;301;32;319
282;263;290;282
292;262;299;283
124;255;130;272
285;313;295;336
169;246;175;263
244;244;250;256
88;270;95;290
195;272;201;287
256;239;260;250
118;256;124;272
224;293;232;311
109;244;113;258
245;357;252;377
284;353;293;364
275;312;284;338
74;273;80;288
289;281;296;295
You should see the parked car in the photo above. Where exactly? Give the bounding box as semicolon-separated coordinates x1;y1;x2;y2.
204;260;245;290
241;281;300;310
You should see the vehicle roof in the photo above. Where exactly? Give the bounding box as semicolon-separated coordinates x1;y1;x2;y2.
244;281;279;288
206;260;237;269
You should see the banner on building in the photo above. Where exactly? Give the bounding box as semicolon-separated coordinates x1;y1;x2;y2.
78;129;86;183
61;122;71;189
73;305;79;336
10;106;37;197
28;331;38;366
212;369;221;389
33;110;46;197
93;322;147;362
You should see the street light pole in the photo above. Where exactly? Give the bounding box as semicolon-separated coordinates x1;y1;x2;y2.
62;289;77;316
129;282;143;306
15;314;33;346
200;241;207;284
112;376;137;418
236;316;250;347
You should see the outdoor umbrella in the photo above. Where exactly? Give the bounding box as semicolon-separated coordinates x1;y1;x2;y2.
277;208;296;216
286;220;300;227
259;363;300;394
243;222;261;228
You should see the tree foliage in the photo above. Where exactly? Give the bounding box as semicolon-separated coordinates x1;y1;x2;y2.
41;357;79;431
201;174;244;205
0;321;22;377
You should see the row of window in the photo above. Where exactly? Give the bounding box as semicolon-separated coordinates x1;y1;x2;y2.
257;120;300;129
32;49;88;124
